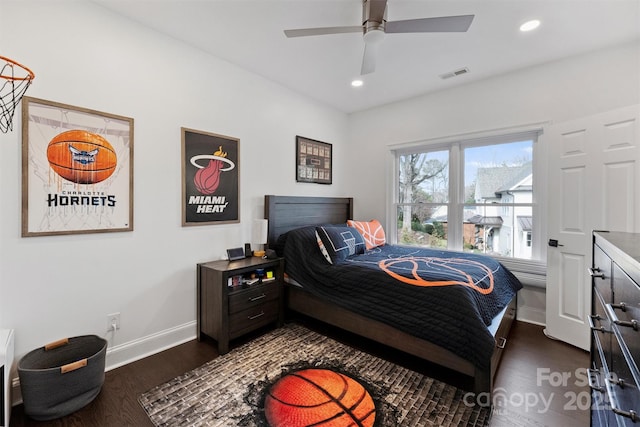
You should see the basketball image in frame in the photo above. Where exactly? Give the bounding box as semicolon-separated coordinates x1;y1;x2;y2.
264;368;376;426
46;130;117;184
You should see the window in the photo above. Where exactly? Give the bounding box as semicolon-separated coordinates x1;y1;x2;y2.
393;131;540;261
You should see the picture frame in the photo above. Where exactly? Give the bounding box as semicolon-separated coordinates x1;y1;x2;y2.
21;96;134;237
295;135;332;184
182;127;240;226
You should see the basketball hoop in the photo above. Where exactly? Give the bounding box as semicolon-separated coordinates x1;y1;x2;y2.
0;55;35;133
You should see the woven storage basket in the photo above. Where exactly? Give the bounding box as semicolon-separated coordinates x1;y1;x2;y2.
18;335;107;421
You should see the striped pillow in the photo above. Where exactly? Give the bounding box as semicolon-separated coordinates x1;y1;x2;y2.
347;219;386;250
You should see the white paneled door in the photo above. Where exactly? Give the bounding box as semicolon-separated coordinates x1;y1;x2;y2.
546;104;640;350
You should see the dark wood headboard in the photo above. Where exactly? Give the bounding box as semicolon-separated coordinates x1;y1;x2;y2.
264;195;353;247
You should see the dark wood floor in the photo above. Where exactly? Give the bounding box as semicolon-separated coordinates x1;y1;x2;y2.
489;324;589;427
10;320;589;427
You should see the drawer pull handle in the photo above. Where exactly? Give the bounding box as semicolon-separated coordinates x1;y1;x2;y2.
496;337;507;349
588;314;605;332
613;408;638;422
612;302;627;312
248;311;265;320
609;376;626;388
605;304;638;331
614;319;638;330
588;267;606;279
606;377;638;422
249;294;267;302
587;368;604;392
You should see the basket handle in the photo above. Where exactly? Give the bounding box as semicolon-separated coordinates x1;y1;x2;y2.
61;359;88;374
44;338;69;351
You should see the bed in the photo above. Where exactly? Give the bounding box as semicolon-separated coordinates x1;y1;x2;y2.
264;195;520;399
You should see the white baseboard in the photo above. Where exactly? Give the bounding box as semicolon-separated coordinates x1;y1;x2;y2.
105;321;197;371
516;305;546;326
11;321;197;407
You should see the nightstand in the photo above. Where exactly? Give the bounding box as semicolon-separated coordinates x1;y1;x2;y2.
197;257;284;354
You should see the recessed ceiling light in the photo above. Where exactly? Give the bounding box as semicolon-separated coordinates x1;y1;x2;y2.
520;19;540;32
351;79;364;88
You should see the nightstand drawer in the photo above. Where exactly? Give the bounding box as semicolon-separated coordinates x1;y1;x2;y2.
228;283;279;314
229;300;280;338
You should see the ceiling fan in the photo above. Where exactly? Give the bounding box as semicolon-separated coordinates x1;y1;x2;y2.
284;0;474;75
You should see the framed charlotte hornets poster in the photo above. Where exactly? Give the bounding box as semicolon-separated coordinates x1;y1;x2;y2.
181;127;240;226
21;97;134;237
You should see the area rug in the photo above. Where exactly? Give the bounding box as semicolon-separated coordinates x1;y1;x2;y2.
139;323;490;427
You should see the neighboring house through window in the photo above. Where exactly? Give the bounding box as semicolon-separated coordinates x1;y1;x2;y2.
391;129;542;263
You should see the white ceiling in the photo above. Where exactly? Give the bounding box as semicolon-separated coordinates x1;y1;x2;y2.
94;0;640;113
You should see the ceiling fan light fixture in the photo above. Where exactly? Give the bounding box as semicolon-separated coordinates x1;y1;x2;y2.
351;79;364;87
520;19;541;32
283;0;477;76
363;28;386;45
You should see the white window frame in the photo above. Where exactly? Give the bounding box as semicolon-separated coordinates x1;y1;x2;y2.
387;124;548;278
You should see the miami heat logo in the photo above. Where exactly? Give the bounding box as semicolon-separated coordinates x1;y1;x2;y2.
264;368;376;427
190;145;235;195
378;257;495;294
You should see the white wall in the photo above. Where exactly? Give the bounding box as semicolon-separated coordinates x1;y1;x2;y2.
346;41;640;221
0;0;348;371
346;40;640;324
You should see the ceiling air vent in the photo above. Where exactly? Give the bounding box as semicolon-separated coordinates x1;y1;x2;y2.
439;67;470;80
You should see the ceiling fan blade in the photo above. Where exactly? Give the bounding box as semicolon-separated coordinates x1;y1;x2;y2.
284;26;362;38
360;42;378;75
386;15;474;33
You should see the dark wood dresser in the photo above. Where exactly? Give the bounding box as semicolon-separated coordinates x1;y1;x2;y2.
590;231;640;426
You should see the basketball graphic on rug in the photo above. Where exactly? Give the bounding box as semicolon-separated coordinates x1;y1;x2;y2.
46;130;117;184
264;368;376;427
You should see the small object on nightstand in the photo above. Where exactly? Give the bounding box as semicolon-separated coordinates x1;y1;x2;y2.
226;247;245;261
265;249;278;259
227;275;242;287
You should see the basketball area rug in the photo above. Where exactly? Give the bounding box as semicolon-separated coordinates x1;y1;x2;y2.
138;324;490;427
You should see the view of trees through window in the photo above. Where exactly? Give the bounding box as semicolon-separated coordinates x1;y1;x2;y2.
397;139;534;259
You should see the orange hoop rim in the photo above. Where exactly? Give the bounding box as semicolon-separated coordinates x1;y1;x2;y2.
0;55;35;81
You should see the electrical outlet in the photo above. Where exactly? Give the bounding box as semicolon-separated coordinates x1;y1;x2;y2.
107;312;120;331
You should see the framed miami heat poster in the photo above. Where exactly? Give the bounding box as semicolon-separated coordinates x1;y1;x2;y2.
181;128;240;226
21;97;134;237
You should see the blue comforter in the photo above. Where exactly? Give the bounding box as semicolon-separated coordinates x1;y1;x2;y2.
281;225;523;370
